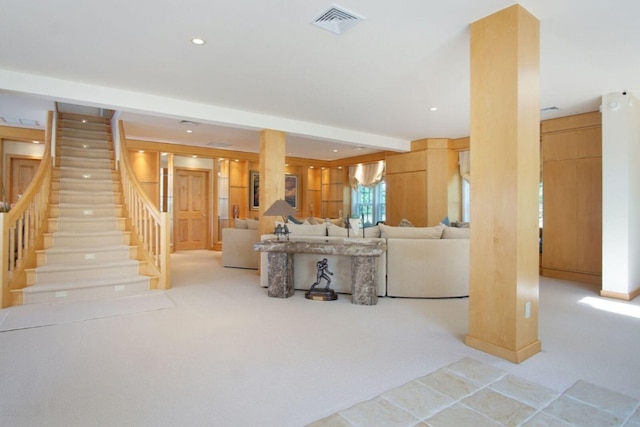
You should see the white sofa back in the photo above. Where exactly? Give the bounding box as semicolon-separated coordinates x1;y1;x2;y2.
222;228;259;269
386;238;469;298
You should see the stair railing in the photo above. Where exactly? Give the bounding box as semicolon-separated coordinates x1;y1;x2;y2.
115;120;170;289
0;111;54;308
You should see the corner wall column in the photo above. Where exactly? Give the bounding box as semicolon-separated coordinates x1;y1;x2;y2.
465;4;541;363
258;129;286;237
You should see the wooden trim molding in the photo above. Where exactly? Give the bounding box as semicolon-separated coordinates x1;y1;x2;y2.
600;288;640;301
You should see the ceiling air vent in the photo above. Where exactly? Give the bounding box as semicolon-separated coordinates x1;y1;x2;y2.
312;5;364;35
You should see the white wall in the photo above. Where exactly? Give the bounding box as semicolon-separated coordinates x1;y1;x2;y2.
602;92;640;297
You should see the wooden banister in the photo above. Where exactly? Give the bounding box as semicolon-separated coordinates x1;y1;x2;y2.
1;111;54;308
116;120;170;289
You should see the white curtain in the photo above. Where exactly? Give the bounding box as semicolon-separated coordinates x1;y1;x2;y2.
354;161;385;188
458;151;470;182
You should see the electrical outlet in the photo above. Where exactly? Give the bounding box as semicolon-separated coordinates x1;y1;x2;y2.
84;253;96;260
525;301;531;319
55;291;68;298
114;285;125;292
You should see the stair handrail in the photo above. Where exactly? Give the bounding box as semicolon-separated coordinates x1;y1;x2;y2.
0;111;54;308
115;120;170;289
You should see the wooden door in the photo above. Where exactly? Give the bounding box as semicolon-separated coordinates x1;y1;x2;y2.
9;158;41;204
175;169;209;250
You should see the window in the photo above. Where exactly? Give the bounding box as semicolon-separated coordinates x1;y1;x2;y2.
462;179;470;222
351;180;386;226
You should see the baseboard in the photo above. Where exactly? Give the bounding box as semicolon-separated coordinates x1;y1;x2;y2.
465;335;541;364
541;268;601;285
600;288;640;301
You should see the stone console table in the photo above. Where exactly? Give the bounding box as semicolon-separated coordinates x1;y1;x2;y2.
253;239;387;305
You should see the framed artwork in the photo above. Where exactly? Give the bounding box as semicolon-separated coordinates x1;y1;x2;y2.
285;174;298;209
249;172;299;210
250;170;260;210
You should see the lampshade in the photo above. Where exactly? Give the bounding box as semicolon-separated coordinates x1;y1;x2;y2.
263;199;296;217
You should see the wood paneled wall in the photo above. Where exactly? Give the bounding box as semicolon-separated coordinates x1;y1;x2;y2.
541;112;602;284
127;150;159;208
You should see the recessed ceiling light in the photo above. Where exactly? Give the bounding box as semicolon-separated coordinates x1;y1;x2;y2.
429;107;438;111
192;155;197;158
32;140;39;144
309;166;314;169
139;150;144;153
355;147;364;151
186;129;193;133
191;38;205;45
332;149;338;153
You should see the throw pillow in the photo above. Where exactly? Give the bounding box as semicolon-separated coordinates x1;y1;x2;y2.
398;218;414;227
441;225;470;239
327;224;381;238
286;223;328;236
379;223;444;239
328;217;345;228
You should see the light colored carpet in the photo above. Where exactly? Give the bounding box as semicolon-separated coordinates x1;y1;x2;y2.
0;292;175;332
0;250;638;427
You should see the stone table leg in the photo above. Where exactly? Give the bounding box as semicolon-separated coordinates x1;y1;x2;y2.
351;255;378;305
267;252;295;298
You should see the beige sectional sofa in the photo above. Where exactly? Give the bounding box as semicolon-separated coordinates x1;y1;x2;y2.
223;219;470;298
221;219;260;269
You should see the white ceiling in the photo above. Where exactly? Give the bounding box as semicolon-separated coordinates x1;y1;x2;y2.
0;0;638;160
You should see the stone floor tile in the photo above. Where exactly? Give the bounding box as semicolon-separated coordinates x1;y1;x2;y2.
425;403;502;427
462;387;536;427
564;380;640;419
543;395;625;426
416;367;482;400
445;358;506;385
306;413;353;427
490;374;560;409
381;380;454;419
520;411;573;426
339;396;419;427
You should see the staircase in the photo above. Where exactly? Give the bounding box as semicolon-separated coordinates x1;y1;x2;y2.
13;113;157;305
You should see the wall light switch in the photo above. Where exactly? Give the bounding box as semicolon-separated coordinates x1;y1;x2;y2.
525;301;531;319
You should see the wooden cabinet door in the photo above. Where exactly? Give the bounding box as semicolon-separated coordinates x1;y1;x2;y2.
175;169;209;250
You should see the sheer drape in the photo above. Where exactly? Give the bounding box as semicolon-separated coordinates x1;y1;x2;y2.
353;161;385;188
458;151;470;182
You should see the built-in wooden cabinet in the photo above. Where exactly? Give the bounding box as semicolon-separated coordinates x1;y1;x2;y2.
541;112;602;284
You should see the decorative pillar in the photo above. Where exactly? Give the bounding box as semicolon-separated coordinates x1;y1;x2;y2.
258;129;286;238
465;4;541;363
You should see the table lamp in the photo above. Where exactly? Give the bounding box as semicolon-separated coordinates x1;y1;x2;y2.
263;199;296;240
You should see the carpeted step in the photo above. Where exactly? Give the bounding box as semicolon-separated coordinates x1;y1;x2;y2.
59;118;109;133
54;166;118;181
26;259;145;285
58;136;110;150
36;244;137;266
44;230;131;248
19;276;151;305
49;203;123;218
59;145;113;160
47;216;124;232
58;156;113;170
52;178;120;192
58;128;110;141
51;190;121;205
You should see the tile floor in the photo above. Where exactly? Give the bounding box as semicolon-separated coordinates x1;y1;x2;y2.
308;358;640;427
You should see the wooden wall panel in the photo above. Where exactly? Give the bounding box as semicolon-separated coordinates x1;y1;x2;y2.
541;112;602;284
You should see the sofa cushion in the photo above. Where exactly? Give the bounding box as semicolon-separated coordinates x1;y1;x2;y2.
246;219;259;230
442;225;470;239
379;223;444;239
285;222;327;236
327;224;380;238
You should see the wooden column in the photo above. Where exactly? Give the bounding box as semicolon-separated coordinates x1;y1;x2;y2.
465;5;541;363
258;129;286;238
426;138;450;226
